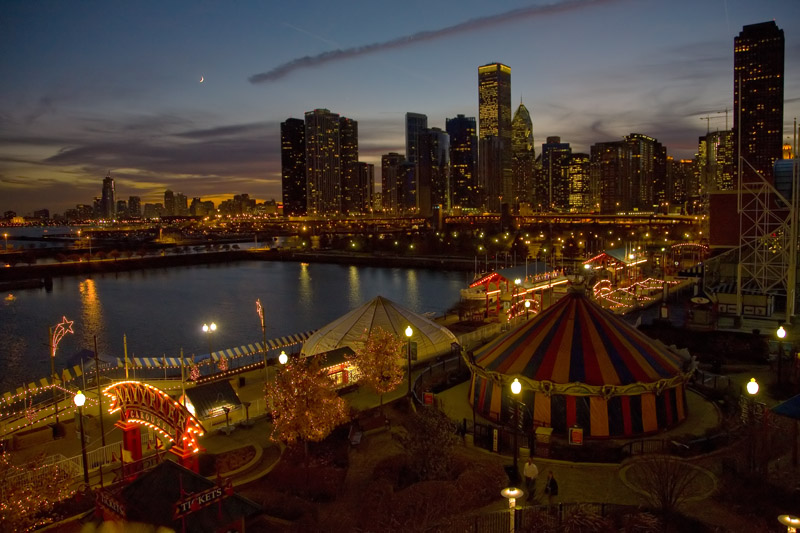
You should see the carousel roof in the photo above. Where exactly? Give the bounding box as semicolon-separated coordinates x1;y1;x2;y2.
474;290;685;387
301;295;459;359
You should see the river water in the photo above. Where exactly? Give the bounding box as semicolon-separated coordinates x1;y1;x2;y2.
0;260;470;391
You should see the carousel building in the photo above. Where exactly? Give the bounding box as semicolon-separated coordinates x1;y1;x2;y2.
466;289;692;438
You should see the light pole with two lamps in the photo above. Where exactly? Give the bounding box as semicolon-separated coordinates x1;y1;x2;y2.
202;322;217;358
73;390;90;486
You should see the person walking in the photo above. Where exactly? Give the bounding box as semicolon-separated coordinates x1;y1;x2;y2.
543;470;559;506
522;456;539;500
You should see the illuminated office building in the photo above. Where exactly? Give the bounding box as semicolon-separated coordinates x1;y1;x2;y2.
339;116;359;214
478;63;512;212
281;117;306;216
101;173;116;219
734;21;784;184
511;102;535;211
305;108;342;215
446;114;478;212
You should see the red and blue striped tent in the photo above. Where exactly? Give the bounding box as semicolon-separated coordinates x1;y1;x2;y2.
467;291;691;438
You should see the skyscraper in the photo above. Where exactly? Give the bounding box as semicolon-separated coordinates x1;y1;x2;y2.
405;113;428;164
511;102;535;211
734;21;784;184
164;190;175;216
281;118;306;216
305;109;341;215
541;137;571;211
446;115;478;212
417;128;450;216
478;63;512;212
339;117;359;214
381;152;405;214
101;173;115;219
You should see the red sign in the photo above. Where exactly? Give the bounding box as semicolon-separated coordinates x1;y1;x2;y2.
423;392;434;405
569;426;583;445
174;485;228;519
103;381;205;452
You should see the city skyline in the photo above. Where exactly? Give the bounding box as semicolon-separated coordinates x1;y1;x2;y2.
2;1;800;215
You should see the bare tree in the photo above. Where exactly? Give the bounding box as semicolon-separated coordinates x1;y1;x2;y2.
625;454;706;516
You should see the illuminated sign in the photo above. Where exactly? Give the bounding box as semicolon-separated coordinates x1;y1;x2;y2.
103;381;205;452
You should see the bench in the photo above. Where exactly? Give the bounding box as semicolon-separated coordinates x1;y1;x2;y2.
348;424;363;447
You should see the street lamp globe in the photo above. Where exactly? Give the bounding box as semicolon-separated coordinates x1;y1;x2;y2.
73;390;86;407
777;325;787;339
203;322;217;333
278;350;288;365
405;325;413;338
747;377;759;395
511;378;522;395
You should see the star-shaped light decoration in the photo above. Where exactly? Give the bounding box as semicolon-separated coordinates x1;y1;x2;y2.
51;316;74;357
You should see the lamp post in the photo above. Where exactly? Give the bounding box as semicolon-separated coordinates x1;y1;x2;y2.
405;326;413;397
746;377;760;473
279;350;288;365
777;325;788;387
524;300;531;320
3;232;7;252
510;378;522;475
73;390;90;486
514;278;521;324
202;322;217;358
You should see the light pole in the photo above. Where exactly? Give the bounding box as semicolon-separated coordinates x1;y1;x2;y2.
3;232;7;252
405;326;413;397
510;378;522;476
73;390;90;486
525;300;531;320
746;377;760;473
777;324;788;386
514;278;521;324
202;322;217;358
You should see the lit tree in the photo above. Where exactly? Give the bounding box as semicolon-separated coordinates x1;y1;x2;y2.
0;451;75;532
349;327;405;413
265;355;349;448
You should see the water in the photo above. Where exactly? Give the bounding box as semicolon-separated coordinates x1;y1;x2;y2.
0;260;469;391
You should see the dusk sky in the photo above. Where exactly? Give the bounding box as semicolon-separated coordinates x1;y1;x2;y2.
2;0;799;216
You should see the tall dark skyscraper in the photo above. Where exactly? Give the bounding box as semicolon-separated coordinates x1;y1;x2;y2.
305;108;341;215
339;116;359;214
381;152;405;214
101;173;115;219
405;113;428;164
446;114;478;212
541;137;571;211
164;190;175;216
281;117;306;216
734;21;784;184
417;127;450;216
478;63;512;212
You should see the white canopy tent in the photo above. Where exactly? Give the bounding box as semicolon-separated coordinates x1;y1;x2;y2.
301;295;459;362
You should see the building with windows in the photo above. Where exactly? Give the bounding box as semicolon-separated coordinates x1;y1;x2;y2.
734;21;784;184
446;114;478;212
381;152;405;214
566;153;590;212
541;137;572;211
281;117;306;216
478;63;512;213
101;174;116;219
418;127;450;216
339;116;359;214
305;108;342;215
511;102;535;212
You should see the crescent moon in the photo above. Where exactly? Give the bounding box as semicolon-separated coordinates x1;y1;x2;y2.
199;76;204;83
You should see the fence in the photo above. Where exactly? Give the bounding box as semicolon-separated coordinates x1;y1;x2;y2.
445;502;636;532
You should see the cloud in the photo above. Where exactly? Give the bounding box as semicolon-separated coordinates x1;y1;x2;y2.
249;0;623;84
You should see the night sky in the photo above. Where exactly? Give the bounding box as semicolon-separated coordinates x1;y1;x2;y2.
2;0;799;215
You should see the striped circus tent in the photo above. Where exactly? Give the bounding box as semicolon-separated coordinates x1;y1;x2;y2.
467;290;692;438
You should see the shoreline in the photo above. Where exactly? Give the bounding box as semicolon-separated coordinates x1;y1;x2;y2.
0;249;480;288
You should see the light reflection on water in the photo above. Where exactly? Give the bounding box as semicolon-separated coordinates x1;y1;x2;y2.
0;261;467;390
